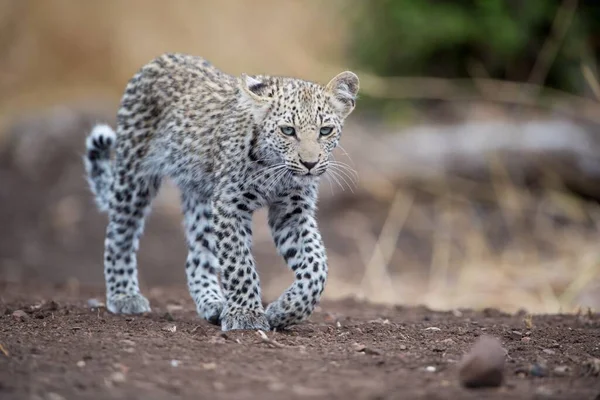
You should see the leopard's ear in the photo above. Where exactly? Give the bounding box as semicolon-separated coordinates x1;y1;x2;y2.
325;71;359;118
238;74;271;121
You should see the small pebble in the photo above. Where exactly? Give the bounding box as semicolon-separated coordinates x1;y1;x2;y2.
170;359;179;367
542;348;555;355
553;365;570;376
166;304;184;312
584;358;600;376
529;363;548;378
203;362;217;370
12;310;28;321
425;366;436;372
87;298;104;308
109;372;126;383
353;343;382;355
510;330;523;340
458;335;505;388
424;327;441;332
76;360;86;368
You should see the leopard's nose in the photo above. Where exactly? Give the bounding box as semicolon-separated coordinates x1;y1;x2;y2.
300;160;317;171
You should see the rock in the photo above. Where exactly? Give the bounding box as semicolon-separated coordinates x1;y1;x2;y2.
529;363;548;378
424;327;441;332
458;335;505;388
109;371;126;383
202;362;217;370
87;298;104;308
353;343;382;355
508;330;523;340
12;310;28;321
553;365;571;376
584;358;600;376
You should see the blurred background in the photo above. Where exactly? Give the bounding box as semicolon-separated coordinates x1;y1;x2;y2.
2;0;600;314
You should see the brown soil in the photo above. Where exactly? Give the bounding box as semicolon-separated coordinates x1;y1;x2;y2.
1;283;600;400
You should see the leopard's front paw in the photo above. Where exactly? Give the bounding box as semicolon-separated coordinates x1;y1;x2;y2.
220;306;270;331
107;292;151;315
197;300;224;326
265;300;302;331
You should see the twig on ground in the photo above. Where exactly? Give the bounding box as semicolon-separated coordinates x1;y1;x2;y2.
256;330;286;348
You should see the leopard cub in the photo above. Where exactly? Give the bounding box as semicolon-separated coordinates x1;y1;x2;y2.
84;53;359;331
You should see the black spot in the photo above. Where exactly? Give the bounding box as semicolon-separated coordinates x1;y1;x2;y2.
284;248;297;261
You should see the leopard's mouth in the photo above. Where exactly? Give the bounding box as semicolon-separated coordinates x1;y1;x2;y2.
291;169;324;178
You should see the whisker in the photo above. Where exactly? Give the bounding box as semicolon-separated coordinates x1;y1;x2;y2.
326;170;345;192
328;164;359;186
323;174;334;195
263;168;288;193
329;159;358;174
337;145;355;165
329;162;359;182
329;168;354;193
246;164;287;185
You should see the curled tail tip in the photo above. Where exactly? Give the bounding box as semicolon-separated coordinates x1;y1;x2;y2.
87;124;116;151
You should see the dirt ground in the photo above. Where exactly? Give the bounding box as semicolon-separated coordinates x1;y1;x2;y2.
1;283;600;400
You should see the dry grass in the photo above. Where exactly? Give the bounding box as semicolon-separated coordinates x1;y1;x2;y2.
316;162;600;314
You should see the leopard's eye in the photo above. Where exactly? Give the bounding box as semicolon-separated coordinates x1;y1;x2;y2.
280;126;296;136
319;126;334;136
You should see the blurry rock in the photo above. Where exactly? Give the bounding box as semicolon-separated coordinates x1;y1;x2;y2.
12;310;28;321
553;365;571;376
87;298;104;308
458;335;505;388
529;362;548;378
584;358;600;376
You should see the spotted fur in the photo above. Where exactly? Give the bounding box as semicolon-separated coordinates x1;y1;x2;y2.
84;53;359;331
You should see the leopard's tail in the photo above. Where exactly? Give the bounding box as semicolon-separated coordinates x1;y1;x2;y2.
84;124;116;212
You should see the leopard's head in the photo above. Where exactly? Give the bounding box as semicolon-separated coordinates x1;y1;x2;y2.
238;71;359;180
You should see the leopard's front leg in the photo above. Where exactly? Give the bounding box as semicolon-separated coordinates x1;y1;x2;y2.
213;187;270;331
266;190;327;330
